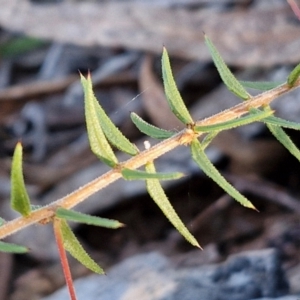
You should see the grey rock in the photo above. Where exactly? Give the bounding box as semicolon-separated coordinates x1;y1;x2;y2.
42;248;289;300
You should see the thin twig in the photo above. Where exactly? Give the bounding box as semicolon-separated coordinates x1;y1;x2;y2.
53;218;77;300
0;79;299;240
0;75;77;101
287;0;300;21
189;195;233;232
0;72;135;102
225;173;300;213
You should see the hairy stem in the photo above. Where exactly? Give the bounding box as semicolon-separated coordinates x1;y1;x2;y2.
0;80;299;240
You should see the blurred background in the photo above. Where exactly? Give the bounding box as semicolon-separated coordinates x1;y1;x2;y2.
1;0;300;299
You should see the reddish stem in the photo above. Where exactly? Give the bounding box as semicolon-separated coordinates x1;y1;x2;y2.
287;0;300;21
53;218;77;300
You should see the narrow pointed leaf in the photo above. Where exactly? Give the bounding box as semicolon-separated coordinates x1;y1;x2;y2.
95;101;139;156
162;48;194;125
191;139;256;210
266;124;300;162
287;63;300;87
240;80;283;91
122;168;184;181
0;240;28;253
56;207;123;229
130;112;174;139
252;105;300;129
11;143;31;216
81;74;118;167
252;105;300;160
86;77;139;156
263;115;300;130
205;35;250;100
145;162;200;248
195;109;273;133
60;219;104;274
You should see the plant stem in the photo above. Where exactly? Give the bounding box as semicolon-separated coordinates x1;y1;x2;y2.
287;0;300;21
0;80;299;240
194;81;294;127
53;218;77;300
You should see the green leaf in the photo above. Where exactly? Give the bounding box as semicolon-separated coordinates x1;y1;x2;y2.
82;74;138;157
287;63;300;87
239;80;283;91
60;219;104;274
162;48;194;125
195;109;273;132
81;74;118;167
11;142;31;217
190;139;256;210
56;208;123;229
263;115;300;130
145;162;200;248
204;35;250;100
266;124;300;162
122;168;184;181
252;105;300;161
0;240;28;253
130;112;174;139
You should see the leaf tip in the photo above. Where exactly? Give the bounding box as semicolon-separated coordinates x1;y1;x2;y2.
247;202;259;212
194;241;203;250
79;72;85;80
162;46;167;55
15;141;22;151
